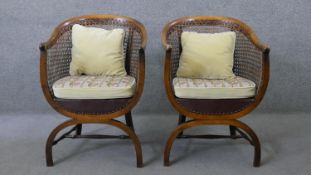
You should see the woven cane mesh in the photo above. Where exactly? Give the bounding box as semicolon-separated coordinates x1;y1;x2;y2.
167;20;263;94
46;19;143;96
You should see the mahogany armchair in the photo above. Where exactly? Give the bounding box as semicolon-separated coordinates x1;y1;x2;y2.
40;15;147;167
162;16;270;167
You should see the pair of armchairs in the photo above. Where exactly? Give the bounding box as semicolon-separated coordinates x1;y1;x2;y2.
40;15;269;168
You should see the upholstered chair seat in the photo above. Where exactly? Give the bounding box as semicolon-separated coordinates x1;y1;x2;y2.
53;75;136;99
173;76;256;99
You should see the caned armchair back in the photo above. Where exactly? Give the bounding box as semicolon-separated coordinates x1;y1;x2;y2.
162;16;269;95
41;15;147;95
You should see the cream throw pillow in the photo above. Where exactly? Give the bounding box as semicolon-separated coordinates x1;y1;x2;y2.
176;31;236;79
70;24;127;76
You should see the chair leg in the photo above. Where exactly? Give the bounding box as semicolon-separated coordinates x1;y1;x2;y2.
163;119;261;167
233;121;261;167
46;119;78;167
76;124;82;135
177;114;186;137
125;111;135;131
178;114;186;125
164;120;189;166
229;125;237;137
107;119;143;167
46;119;143;167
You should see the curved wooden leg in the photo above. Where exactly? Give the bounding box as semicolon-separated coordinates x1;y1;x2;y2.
163;119;260;167
164;120;189;166
46;119;143;167
229;120;261;167
46;119;78;167
105;120;143;167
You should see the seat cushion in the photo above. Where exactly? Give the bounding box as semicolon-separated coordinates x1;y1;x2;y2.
176;31;236;79
52;75;135;99
173;76;256;99
70;24;127;76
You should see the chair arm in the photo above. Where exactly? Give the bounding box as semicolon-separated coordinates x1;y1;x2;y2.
163;47;175;98
131;48;145;99
256;48;270;100
39;40;71;99
40;43;55;102
164;46;173;77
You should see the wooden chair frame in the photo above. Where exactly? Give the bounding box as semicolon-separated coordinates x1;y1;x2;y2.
161;16;270;167
40;15;147;167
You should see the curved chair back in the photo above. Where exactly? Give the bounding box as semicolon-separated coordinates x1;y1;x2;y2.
162;16;270;119
40;15;147;120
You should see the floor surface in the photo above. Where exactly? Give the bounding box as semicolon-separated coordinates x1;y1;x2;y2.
0;112;310;175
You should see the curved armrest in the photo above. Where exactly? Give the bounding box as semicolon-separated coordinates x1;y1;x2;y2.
256;48;270;101
132;48;145;99
39;40;71;99
40;44;55;102
163;47;174;97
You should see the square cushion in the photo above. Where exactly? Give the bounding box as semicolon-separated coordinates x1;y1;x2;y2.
70;24;127;76
176;31;236;79
52;75;135;99
173;76;256;99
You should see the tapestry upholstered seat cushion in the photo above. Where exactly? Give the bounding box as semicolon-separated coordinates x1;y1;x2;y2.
173;76;256;99
52;75;135;99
